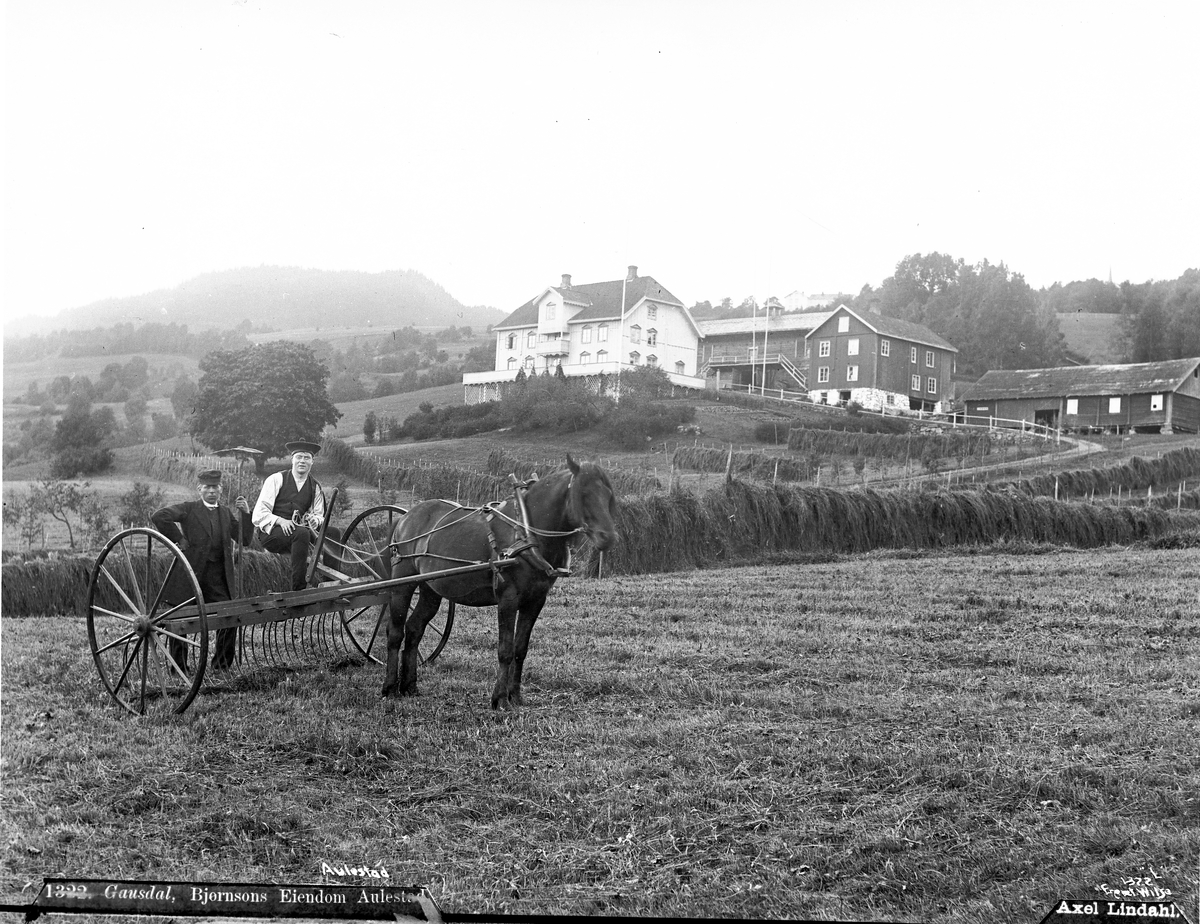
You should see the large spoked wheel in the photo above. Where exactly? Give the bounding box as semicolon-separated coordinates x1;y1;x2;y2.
336;504;405;664
86;528;208;717
336;504;455;664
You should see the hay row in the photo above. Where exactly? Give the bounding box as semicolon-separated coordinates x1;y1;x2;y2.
784;427;992;460
572;481;1200;576
671;446;808;482
2;550;290;618
994;446;1200;500
485;448;662;496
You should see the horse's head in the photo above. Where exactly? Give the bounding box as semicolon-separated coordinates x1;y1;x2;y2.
566;454;619;551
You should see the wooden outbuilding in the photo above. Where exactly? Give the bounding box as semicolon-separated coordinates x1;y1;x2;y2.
960;357;1200;434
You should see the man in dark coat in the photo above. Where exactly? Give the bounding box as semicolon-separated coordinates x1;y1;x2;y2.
151;469;252;669
252;439;341;592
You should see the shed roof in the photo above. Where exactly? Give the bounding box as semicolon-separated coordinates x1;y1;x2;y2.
961;357;1200;400
696;310;834;338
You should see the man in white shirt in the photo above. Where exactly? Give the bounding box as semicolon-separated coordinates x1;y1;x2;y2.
252;439;340;591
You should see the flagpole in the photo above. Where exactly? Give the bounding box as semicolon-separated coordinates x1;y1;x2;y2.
761;297;770;396
616;268;627;393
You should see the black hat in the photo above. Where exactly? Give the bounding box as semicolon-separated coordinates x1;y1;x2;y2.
198;469;223;486
285;440;322;455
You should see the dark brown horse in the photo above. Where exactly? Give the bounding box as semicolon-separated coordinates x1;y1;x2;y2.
382;455;618;709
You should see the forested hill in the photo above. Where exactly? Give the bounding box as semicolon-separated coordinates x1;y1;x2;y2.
5;266;507;336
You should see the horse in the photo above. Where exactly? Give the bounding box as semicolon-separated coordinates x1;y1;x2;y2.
382;455;618;709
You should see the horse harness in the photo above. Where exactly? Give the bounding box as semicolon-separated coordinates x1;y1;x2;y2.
391;474;585;596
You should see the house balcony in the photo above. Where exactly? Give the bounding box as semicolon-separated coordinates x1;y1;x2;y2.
536;338;570;356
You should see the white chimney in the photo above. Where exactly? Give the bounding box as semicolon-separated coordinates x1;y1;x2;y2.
626;265;638;281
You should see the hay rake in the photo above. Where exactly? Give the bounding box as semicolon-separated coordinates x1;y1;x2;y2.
85;497;495;717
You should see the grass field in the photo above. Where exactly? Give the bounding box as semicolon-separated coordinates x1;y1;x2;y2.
3;546;1198;923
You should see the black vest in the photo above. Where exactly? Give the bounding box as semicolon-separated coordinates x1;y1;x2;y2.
271;473;316;522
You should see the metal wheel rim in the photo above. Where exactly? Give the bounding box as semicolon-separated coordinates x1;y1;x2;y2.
86;527;209;716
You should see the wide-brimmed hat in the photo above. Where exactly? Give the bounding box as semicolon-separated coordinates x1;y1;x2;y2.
197;469;223;486
285;440;322;456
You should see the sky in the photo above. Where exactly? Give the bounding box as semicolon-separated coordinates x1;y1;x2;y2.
4;0;1199;327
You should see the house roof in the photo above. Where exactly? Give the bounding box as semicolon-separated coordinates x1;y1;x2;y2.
696;310;834;338
961;357;1200;401
495;274;685;330
809;306;958;352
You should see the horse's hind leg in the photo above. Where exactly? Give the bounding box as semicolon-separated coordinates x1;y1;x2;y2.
396;585;443;697
382;581;417;698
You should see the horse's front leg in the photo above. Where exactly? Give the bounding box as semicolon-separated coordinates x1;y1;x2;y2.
382;583;417;698
507;595;549;708
491;589;521;710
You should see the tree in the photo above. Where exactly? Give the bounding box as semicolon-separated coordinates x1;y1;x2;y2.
191;341;341;472
363;410;378;444
170;374;199;421
51;399;116;477
117;481;166;528
33;479;92;550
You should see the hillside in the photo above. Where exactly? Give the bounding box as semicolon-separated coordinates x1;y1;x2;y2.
4;266;508;336
1056;311;1124;363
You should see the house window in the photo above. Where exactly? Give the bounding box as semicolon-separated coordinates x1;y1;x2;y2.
581;326;593;344
524;355;534;370
1109;397;1121;414
817;366;830;383
675;360;685;374
847;365;859;382
838;316;849;333
911;374;921;391
629;351;640;365
580;351;591;364
647;304;657;320
597;349;608;363
848;338;859;356
598;324;609;342
1066;398;1079;415
927;377;937;394
527;331;536;349
647;354;658;367
886;394;895;405
880;340;890;357
505;333;517;350
926;351;935;368
1151;394;1164;412
646;328;657;346
911;346;918;363
630;324;641;344
819;340;831;358
507;357;517;370
546;303;556;319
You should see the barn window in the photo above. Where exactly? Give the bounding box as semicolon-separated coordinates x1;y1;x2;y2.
926;351;935;368
817;366;830;383
1151;394;1164;412
1066;398;1079;415
911;346;918;363
848;338;859;356
927;377;937;394
838;316;850;333
911;374;921;391
880;340;890;357
847;365;859;382
819;340;831;358
1109;397;1121;414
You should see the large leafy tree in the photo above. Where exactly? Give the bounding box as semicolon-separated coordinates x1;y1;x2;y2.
191;341;341;471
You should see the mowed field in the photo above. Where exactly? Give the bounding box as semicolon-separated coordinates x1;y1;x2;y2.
3;546;1198;923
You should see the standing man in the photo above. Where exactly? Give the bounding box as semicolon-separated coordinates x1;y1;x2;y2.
253;439;340;592
152;469;252;670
